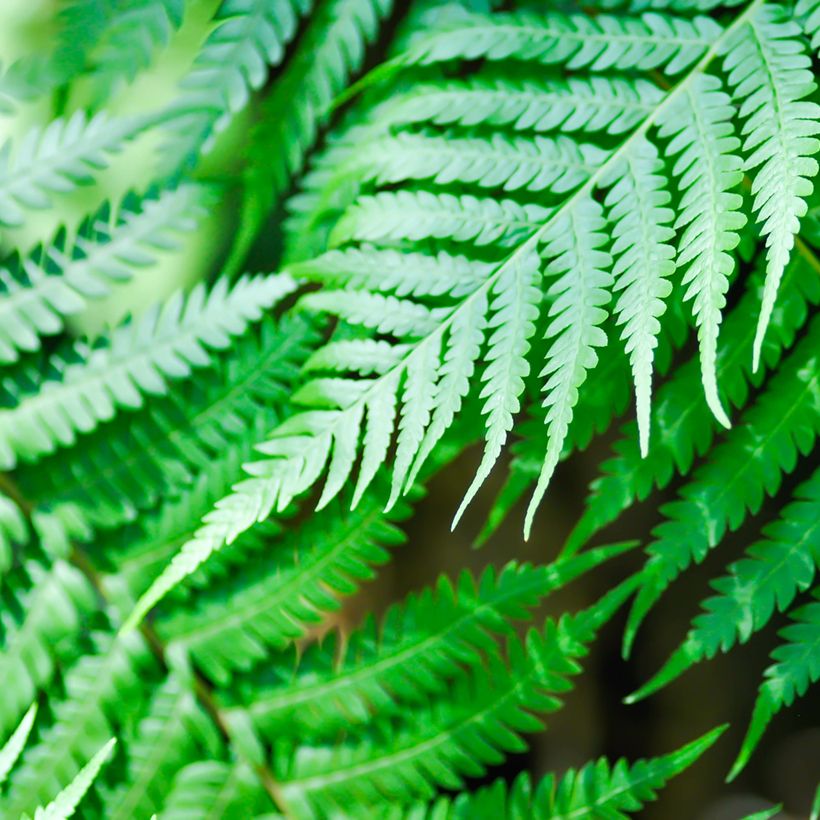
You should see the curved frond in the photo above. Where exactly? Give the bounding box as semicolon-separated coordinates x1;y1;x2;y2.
222;546;631;735
721;3;820;368
0;560;96;738
0;274;295;469
630;467;820;701
0;185;209;364
624;315;820;656
0;113;146;228
400;726;725;819
729;588;820;780
161;0;311;167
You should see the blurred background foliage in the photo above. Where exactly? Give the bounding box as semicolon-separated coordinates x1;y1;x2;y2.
0;1;816;817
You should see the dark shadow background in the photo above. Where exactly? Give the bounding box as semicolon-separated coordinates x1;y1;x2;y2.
341;437;820;819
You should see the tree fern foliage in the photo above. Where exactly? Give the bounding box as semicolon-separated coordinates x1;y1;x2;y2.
0;0;819;815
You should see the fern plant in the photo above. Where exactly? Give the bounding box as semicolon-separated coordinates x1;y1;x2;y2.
0;0;818;816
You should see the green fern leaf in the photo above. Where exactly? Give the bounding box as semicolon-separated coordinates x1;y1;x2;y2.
0;490;27;578
395;10;720;75
160;760;273;819
18;314;313;542
0;560;96;738
729;588;820;780
656;72;746;426
222;545;632;736
155;486;412;683
104;671;221;820
602;136;675;454
0;112;146;227
329;190;550;249
228;0;392;272
0;704;37;786
0;184;209;364
629;467;820;701
30;738;116;820
161;0;311;167
86;0;185;103
624;315;820;656
2;632;155;817
721;3;820;369
274;578;637;814
383;73;665;136
401;726;725;819
0;274;295;469
524;196;612;536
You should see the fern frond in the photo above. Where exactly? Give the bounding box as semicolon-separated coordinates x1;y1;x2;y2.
0;560;96;738
721;2;820;369
454;248;540;522
160;760;273;818
0;704;37;786
0;113;146;228
223;546;632;736
30;738;116;820
624;315;820;656
656;72;746;426
19;314;313;541
329;190;551;249
0;184;209;364
273;579;636;815
383;73;666;136
729;587;820;780
290;246;492;299
161;0;311;167
229;0;392;272
0;274;295;469
2;633;155;817
86;0;185;103
567;250;820;555
523;195;612;535
104;671;221;820
400;726;725;819
602;136;675;454
394;10;720;75
343;131;608;195
126;0;810;621
629;467;820;701
155;488;412;684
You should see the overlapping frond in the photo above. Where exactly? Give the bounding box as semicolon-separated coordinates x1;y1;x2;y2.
229;0;393;271
624;315;820;655
18;314;314;543
0;560;96;738
273;581;635;816
0;274;295;470
730;588;820;779
1;632;156;818
221;546;631;735
162;0;312;167
399;727;725;819
0;184;209;363
0;113;146;228
630;468;820;702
